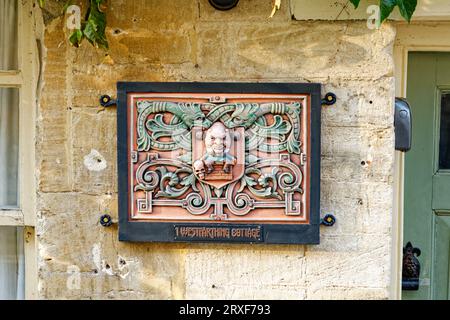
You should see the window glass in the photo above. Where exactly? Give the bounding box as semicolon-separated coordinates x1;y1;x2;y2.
0;0;19;70
439;93;450;169
0;226;24;300
0;87;19;207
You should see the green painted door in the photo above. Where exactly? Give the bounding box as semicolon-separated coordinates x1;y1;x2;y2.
404;52;450;300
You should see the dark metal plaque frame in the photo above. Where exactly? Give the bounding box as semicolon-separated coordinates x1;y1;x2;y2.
117;82;321;244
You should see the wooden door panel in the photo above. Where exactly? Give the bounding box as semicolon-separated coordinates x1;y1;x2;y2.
405;52;450;299
436;54;450;85
432;175;450;210
404;52;438;299
433;214;450;299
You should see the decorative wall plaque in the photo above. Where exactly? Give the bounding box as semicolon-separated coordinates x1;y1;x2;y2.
118;83;321;244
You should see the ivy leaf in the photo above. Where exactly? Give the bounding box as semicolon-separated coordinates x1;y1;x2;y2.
380;0;417;23
349;0;361;9
396;0;417;22
68;29;83;47
380;0;396;23
83;0;109;49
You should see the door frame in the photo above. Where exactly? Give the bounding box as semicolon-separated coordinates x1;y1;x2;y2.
393;21;450;299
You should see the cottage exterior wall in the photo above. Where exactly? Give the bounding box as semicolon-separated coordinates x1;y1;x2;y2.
36;0;396;299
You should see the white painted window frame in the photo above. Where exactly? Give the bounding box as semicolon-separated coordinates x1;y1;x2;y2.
0;0;38;299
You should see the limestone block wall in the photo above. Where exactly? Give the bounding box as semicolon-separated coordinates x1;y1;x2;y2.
36;0;396;299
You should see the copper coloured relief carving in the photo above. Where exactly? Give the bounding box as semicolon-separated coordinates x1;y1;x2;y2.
129;94;309;222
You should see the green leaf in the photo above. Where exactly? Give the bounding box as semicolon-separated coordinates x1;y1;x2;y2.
349;0;361;9
68;29;83;47
82;0;109;49
38;0;45;8
396;0;417;22
380;0;417;23
380;0;396;23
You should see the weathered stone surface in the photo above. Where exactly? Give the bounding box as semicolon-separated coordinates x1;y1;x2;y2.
321;125;394;160
70;64;166;108
185;244;306;299
194;24;235;77
71;108;117;194
319;181;393;236
37;193;185;299
37;0;397;300
198;0;291;22
321;78;395;127
117;32;192;64
37;18;71;193
108;0;198;31
235;22;395;80
304;250;390;292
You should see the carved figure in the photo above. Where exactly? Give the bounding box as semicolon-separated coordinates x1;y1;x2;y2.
201;122;236;174
193;160;206;180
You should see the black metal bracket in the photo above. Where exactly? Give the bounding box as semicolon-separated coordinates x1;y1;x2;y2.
321;92;337;106
100;95;117;108
320;214;336;226
100;214;113;227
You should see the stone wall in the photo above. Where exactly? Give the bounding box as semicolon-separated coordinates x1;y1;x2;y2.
36;0;396;299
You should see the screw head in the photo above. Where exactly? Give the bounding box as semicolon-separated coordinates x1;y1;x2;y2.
321;214;336;227
322;93;337;106
99;95;111;107
100;214;113;227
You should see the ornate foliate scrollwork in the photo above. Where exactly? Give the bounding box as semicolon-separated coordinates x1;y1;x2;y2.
137;101;204;152
182;183;213;216
132;99;305;219
238;167;282;200
136;101;302;156
154;167;197;199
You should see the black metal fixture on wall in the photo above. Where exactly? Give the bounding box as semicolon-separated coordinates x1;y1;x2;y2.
320;214;336;227
321;92;337;106
402;242;421;290
394;98;412;152
100;214;113;227
208;0;239;10
100;95;116;108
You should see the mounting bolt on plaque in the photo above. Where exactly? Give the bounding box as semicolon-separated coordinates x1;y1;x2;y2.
99;95;117;108
321;92;337;106
100;214;113;227
321;214;336;227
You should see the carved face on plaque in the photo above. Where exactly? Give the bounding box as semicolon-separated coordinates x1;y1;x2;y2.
192;122;244;189
205;123;231;159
